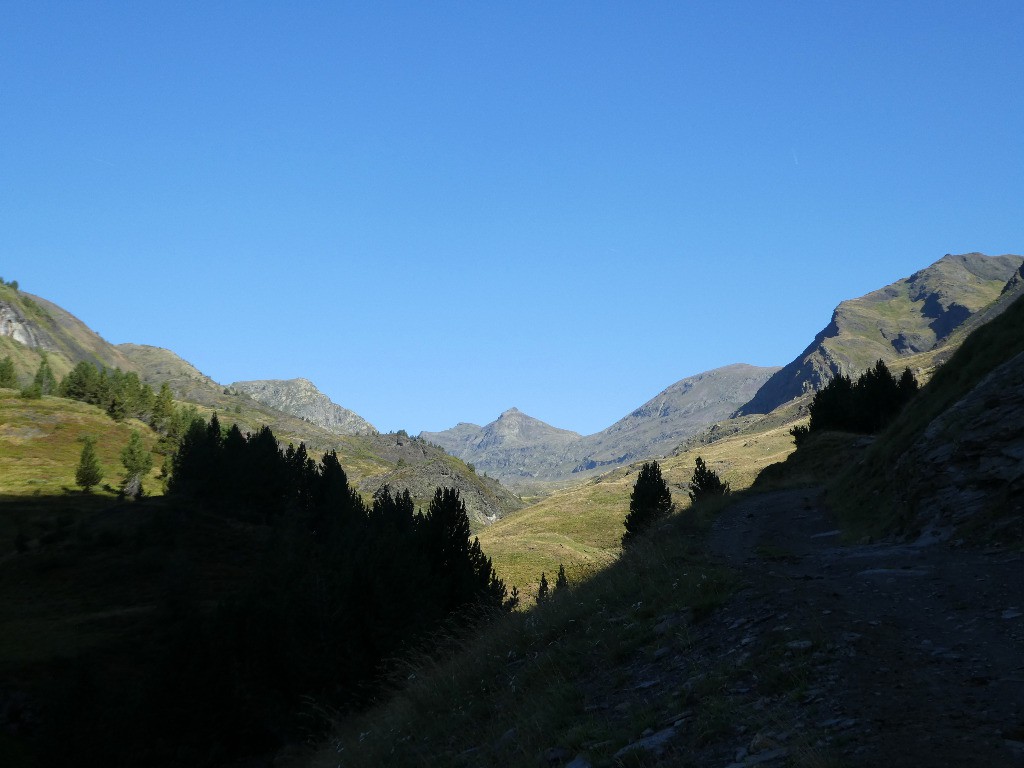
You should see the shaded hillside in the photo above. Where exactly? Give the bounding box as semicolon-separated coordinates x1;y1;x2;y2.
423;365;779;489
230;377;376;436
740;252;1023;415
830;290;1024;542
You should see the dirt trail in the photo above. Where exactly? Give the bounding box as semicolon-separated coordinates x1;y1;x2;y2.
706;487;1024;766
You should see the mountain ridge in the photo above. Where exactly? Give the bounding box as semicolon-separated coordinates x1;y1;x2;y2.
231;377;377;436
739;252;1023;415
422;363;779;489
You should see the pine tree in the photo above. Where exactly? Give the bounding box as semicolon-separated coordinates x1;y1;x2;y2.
120;430;153;498
622;460;673;546
536;572;549;604
688;456;730;503
75;436;103;493
33;354;57;395
0;356;16;388
554;563;569;595
0;356;15;387
21;355;56;399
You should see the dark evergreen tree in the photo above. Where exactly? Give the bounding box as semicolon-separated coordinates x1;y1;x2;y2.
622;460;673;546
120;430;153;497
806;360;919;435
554;563;569;594
150;383;175;431
0;356;16;388
422;488;506;612
21;354;56;399
536;572;549;604
688;456;730;503
75;436;103;492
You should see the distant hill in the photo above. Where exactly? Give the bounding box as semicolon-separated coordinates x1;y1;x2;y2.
1;287;519;526
573;363;779;472
231;377;376;436
739;252;1024;415
422;408;582;486
422;364;779;489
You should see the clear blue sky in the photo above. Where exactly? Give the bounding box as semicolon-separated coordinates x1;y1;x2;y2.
2;2;1021;435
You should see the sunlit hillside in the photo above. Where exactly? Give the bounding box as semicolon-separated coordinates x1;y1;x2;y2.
478;417;799;598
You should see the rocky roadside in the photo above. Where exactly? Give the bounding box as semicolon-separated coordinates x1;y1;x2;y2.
537;488;1023;768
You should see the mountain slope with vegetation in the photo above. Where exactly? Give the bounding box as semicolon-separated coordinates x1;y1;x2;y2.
307;256;1024;768
740;252;1023;415
0;287;518;526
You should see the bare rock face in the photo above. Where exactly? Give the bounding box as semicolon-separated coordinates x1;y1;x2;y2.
231;378;376;436
898;350;1024;542
0;301;45;349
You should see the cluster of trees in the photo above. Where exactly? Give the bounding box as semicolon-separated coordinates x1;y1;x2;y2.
161;418;506;751
50;415;514;765
535;563;569;604
59;360;176;425
3;353;58;399
622;457;730;545
792;359;919;443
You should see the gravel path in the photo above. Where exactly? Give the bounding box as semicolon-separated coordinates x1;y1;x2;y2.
706;487;1024;766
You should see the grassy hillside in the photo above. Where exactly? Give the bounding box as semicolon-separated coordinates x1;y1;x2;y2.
0;391;162;498
478;418;797;597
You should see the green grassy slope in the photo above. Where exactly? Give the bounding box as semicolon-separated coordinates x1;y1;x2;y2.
478;419;797;597
0;391;162;497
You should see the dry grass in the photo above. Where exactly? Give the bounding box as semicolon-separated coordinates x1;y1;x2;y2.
478;420;797;598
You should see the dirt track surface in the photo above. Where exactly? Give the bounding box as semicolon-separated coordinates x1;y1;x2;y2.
705;487;1024;767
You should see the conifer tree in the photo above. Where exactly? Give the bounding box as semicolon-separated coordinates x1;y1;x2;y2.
622;460;673;546
21;355;56;399
536;572;549;604
688;456;730;503
0;356;16;388
554;563;569;594
120;430;153;498
75;436;103;492
150;383;175;431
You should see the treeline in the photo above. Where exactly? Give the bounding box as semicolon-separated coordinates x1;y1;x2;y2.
792;359;919;443
44;416;510;766
59;359;176;425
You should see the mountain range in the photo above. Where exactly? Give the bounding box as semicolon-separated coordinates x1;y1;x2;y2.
420;252;1024;489
1;250;1021;511
421;363;779;490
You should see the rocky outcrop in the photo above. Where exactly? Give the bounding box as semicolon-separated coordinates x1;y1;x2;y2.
0;301;46;349
231;377;376;436
897;349;1024;542
739;253;1024;415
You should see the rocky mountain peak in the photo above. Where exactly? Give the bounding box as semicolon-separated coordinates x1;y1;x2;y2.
231;377;376;436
